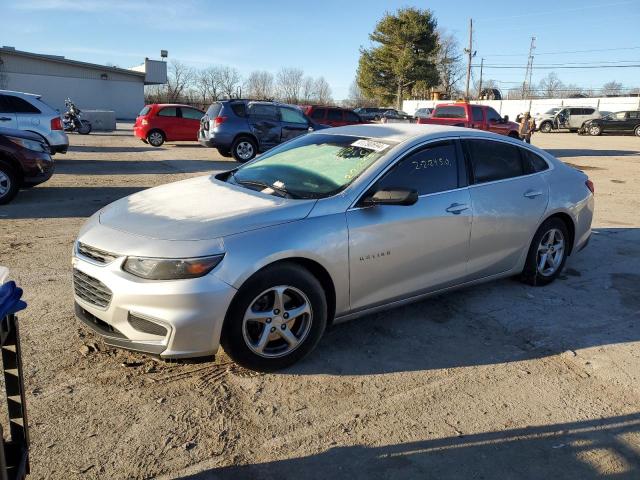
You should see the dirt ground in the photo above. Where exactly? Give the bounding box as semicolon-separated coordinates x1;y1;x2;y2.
1;125;639;479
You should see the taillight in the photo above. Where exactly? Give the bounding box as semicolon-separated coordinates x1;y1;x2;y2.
51;117;62;130
586;179;594;194
141;119;148;126
213;116;227;128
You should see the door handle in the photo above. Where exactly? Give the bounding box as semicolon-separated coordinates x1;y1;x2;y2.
0;117;12;121
524;190;543;199
446;203;469;214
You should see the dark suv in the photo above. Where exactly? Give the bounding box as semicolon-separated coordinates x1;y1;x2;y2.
198;100;324;161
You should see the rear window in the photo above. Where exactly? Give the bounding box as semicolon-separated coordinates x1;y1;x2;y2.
327;109;343;121
433;106;466;119
310;109;325;120
139;106;151;116
206;103;222;117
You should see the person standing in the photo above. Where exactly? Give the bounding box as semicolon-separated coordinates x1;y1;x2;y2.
519;111;536;143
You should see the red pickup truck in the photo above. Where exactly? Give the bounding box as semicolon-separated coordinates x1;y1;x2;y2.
417;102;520;138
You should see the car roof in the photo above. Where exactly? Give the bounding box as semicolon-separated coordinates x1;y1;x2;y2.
152;104;200;108
313;123;486;143
0;89;40;98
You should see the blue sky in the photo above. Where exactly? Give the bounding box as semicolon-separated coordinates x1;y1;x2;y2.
2;0;640;99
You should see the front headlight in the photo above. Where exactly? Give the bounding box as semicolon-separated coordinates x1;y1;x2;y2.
122;254;224;280
7;136;48;153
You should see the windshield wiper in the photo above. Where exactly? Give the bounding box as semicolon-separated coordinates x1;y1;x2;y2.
236;180;301;199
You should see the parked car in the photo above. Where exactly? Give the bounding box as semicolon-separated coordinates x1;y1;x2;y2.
353;107;386;121
584;110;640;136
381;109;414;121
0;127;54;204
133;104;205;147
198;100;324;161
72;124;593;371
414;107;433;119
536;106;601;133
0;90;68;154
301;105;365;127
418;102;520;138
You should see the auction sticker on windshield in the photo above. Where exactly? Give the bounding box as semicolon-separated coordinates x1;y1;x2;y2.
351;139;390;152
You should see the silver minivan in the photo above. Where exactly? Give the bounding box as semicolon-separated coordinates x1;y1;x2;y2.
0;90;69;153
536;106;601;133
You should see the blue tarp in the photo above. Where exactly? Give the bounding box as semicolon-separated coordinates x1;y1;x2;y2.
0;281;27;318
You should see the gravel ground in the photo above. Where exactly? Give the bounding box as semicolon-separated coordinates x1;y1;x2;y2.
0;125;639;479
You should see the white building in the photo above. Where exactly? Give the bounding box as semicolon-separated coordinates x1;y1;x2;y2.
0;47;167;119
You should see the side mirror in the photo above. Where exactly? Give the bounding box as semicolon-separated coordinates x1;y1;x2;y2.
308;126;314;132
362;188;418;207
503;115;509;122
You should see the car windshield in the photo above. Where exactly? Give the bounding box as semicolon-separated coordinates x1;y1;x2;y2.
231;133;395;199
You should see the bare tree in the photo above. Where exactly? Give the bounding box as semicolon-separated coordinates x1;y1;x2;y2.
244;70;274;100
538;72;564;98
313;77;332;104
436;30;464;99
564;83;585;97
166;60;195;102
343;81;377;108
218;66;242;98
195;66;224;103
276;67;304;104
601;80;623;97
301;76;316;103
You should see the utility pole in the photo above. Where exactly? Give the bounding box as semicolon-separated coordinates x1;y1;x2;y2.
464;18;476;100
478;58;484;100
522;36;536;99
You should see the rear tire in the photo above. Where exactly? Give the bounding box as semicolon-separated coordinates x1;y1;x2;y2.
539;121;552;133
231;136;257;162
221;263;327;372
147;129;165;147
0;160;20;205
521;218;569;286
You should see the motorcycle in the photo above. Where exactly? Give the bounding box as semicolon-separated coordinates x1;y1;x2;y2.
63;98;92;134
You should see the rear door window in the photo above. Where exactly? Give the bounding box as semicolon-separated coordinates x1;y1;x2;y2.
310;108;326;120
583;108;595;115
521;149;549;174
3;95;41;114
376;141;460;195
472;106;484;122
464;139;524;184
433;106;466;119
327;109;343;122
157;107;178;117
248;103;279;121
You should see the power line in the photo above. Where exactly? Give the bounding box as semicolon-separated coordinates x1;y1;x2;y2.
483;46;640;58
474;64;640;69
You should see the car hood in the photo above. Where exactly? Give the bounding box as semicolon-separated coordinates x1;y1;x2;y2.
99;175;316;241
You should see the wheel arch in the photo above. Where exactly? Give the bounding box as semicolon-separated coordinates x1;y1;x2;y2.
0;151;24;179
232;132;259;148
226;256;337;327
539;211;576;255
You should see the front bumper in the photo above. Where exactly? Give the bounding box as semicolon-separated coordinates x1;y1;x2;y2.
72;253;237;358
20;150;55;186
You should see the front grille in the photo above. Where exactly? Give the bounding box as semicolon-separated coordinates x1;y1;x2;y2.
128;314;168;337
73;269;113;309
77;242;118;264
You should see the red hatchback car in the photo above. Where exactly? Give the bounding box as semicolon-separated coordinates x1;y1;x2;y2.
134;104;205;147
301;105;366;127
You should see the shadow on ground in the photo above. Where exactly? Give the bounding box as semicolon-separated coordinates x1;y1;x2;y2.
180;414;640;480
547;149;640;158
54;159;233;175
69;145;164;153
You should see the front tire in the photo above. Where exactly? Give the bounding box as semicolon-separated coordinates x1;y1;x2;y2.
221;263;327;372
0;161;19;205
231;136;257;162
589;124;602;136
147;129;165;147
521;218;569;286
634;126;640;137
539;121;552;133
217;147;232;158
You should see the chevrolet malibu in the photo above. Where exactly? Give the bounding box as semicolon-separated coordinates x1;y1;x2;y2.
72;125;594;371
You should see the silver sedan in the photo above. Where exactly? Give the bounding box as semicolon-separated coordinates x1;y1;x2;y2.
72;124;594;371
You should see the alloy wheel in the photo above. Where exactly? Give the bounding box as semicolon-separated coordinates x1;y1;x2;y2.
236;141;254;161
148;132;163;146
589;125;601;136
536;228;565;277
0;171;10;198
242;286;313;358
